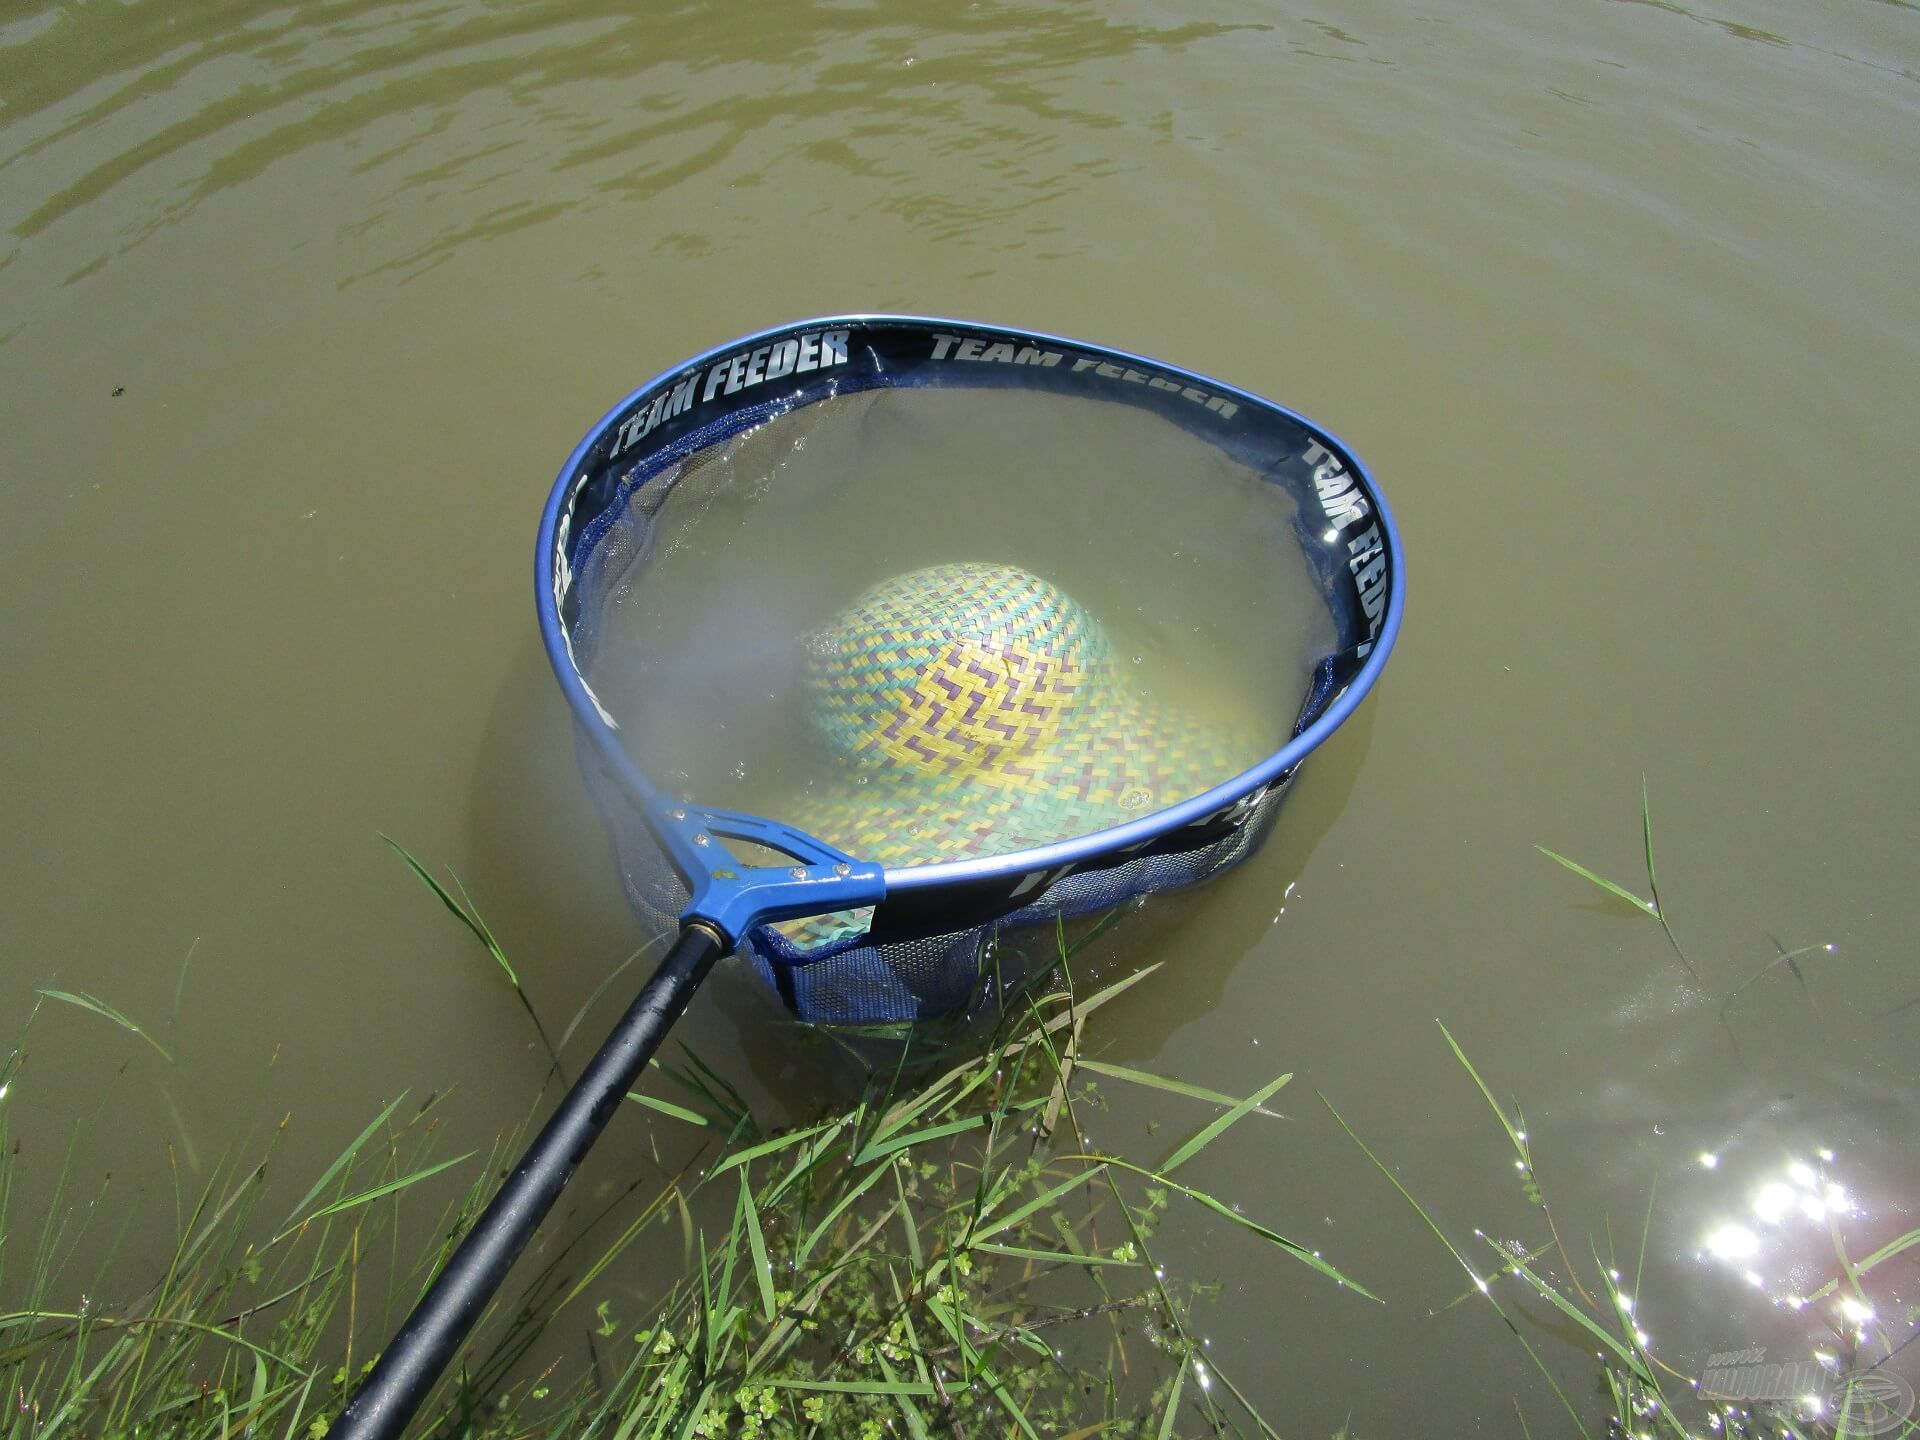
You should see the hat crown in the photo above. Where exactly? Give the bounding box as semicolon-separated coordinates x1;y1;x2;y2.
803;563;1112;778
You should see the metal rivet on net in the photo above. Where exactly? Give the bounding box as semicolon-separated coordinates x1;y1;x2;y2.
789;867;808;881
692;833;710;847
833;863;851;878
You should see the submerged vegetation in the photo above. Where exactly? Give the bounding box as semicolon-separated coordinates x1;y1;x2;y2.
2;813;1913;1439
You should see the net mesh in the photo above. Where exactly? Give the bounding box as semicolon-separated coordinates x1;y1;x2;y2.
553;322;1389;1026
581;745;1296;1025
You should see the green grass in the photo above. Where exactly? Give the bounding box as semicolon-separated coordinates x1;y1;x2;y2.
0;893;1366;1439
11;805;1913;1439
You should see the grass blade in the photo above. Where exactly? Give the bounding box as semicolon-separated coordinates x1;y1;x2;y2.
1088;1156;1377;1299
874;1349;933;1440
36;991;172;1064
1064;905;1133;960
973;1165;1108;1242
1073;1059;1287;1116
383;836;567;1081
1640;775;1656;894
1535;847;1658;917
1156;1350;1188;1440
381;836;515;982
1320;1092;1594;1439
1802;1227;1920;1306
709;1120;837;1178
1437;1022;1527;1159
276;1094;405;1231
796;1160;897;1266
166;937;199;1045
1500;1240;1652;1384
971;1243;1137;1267
1158;1072;1291;1174
626;1091;713;1129
854;1112;1000;1166
274;1152;473;1240
1440;1240;1555;1311
737;1171;776;1326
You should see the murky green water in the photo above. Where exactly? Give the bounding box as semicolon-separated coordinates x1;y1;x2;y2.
3;0;1917;1432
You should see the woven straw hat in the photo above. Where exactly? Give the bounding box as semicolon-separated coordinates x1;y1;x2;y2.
775;564;1255;946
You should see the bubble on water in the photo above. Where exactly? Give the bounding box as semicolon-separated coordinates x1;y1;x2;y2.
731;762;747;780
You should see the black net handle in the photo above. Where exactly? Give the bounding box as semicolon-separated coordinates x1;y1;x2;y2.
330;925;725;1440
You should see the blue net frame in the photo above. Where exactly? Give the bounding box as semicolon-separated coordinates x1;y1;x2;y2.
538;316;1404;1024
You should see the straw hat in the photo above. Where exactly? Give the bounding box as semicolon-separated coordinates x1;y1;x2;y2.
776;563;1255;948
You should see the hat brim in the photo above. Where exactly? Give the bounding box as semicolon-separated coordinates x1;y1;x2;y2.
770;688;1261;951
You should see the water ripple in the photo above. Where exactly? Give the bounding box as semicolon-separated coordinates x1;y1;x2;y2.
0;0;1261;282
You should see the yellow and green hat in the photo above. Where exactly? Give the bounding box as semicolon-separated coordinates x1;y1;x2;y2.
776;562;1259;947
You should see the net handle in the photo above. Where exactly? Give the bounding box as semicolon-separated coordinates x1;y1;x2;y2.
332;923;727;1440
